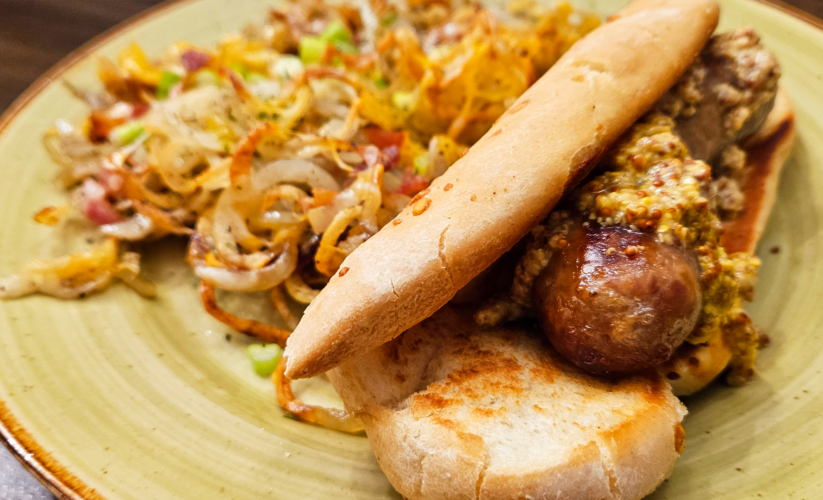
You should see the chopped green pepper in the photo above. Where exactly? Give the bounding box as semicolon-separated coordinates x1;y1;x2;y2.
156;71;182;99
320;20;351;45
247;344;283;377
109;121;144;145
299;36;328;64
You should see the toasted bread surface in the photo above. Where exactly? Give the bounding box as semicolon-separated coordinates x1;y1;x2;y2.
329;308;687;500
285;0;721;379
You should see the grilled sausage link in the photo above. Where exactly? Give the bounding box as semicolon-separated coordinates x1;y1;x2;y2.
657;27;780;163
533;223;702;376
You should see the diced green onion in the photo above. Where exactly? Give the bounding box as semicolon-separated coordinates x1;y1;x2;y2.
334;40;358;55
413;153;431;176
247;344;283;377
374;76;389;89
299;36;329;64
320;20;351;45
109;121;144;146
156;71;182;99
195;68;221;87
392;91;415;110
274;55;304;80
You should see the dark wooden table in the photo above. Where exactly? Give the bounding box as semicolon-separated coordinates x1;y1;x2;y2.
0;0;820;498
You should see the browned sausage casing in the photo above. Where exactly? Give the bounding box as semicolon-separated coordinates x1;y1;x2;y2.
533;224;702;376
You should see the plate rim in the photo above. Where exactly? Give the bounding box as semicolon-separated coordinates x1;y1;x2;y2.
0;2;192;497
0;0;820;498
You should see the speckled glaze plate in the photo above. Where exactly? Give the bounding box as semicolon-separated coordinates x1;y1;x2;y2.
0;0;821;498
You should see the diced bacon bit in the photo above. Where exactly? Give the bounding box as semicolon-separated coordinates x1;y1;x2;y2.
97;166;125;195
356;143;400;172
382;144;400;171
84;197;122;225
131;103;150;118
398;171;430;196
363;128;405;171
77;178;122;225
364;127;405;150
181;50;212;72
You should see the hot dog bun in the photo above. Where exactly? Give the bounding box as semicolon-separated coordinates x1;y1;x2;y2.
659;88;795;396
285;0;721;379
328;307;687;500
723;87;796;254
323;76;793;500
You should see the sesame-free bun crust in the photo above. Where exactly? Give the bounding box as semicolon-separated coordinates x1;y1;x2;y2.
329;308;687;500
285;0;721;379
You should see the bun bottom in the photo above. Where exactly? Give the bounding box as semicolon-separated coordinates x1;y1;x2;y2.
330;308;686;500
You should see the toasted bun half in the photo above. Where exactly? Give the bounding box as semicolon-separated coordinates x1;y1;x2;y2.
658;88;795;396
285;0;721;379
329;308;686;500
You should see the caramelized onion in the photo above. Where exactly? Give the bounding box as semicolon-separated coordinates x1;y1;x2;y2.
253;159;340;192
274;359;364;433
100;213;155;240
199;281;291;346
194;242;297;292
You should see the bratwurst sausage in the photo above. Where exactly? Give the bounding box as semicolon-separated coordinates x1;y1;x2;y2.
533;223;702;376
530;28;779;376
657;27;780;164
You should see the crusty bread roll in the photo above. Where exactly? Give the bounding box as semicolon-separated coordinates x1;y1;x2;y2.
285;0;721;379
329;308;687;500
659;90;795;395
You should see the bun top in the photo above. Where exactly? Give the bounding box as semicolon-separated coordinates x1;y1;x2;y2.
284;0;720;379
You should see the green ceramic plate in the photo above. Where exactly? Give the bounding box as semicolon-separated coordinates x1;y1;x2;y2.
0;0;821;498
